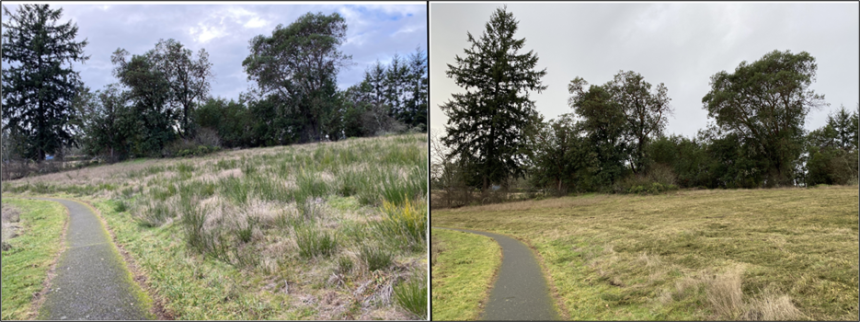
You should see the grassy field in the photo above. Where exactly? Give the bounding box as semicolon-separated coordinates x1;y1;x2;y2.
2;133;428;320
1;198;67;320
431;186;858;321
431;228;501;321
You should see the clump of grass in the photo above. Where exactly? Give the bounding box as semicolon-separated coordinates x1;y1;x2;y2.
295;167;330;201
134;201;172;227
113;199;128;213
743;289;803;321
294;225;338;259
359;244;392;272
220;176;250;205
373;198;426;252
336;255;354;274
706;266;745;319
394;274;427;319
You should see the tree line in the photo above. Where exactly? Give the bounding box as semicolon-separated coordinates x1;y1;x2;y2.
2;4;427;165
433;7;858;202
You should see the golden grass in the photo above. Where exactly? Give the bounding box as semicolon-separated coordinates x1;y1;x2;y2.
432;186;858;320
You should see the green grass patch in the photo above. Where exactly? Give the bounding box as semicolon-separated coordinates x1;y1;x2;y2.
1;198;67;320
432;187;859;320
430;228;501;321
394;274;427;319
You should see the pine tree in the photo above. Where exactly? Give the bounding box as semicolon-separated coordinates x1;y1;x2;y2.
440;6;547;192
2;4;89;161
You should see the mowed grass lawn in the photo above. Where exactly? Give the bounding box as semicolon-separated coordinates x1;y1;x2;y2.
2;133;428;320
431;228;501;321
1;198;67;320
431;186;858;321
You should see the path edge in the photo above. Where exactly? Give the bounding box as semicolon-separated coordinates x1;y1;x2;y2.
431;227;503;321
74;196;174;320
24;194;173;320
433;226;570;320
6;196;71;320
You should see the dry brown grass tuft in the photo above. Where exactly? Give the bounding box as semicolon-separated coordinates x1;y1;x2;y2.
706;266;745;319
743;289;803;321
1;203;22;244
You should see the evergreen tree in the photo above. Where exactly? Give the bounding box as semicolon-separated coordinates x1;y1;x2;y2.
405;47;428;131
441;6;547;192
2;4;90;161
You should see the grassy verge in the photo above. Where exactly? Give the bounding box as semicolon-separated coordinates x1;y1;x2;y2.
2;133;428;320
0;198;67;320
431;228;502;321
431;187;859;320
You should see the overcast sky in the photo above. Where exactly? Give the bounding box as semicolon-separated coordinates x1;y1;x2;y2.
2;1;426;102
430;2;859;140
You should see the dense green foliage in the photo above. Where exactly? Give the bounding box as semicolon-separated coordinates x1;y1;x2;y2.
1;4;89;161
436;28;856;196
702;49;827;186
3;4;427;165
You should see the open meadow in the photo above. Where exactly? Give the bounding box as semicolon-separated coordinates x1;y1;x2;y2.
431;186;859;320
2;133;428;320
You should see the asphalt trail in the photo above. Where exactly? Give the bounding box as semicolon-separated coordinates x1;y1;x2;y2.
33;197;151;320
434;227;559;321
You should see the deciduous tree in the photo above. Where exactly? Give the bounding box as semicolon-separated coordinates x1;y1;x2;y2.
702;49;827;186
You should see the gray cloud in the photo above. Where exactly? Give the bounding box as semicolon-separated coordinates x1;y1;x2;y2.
430;2;858;139
2;2;427;102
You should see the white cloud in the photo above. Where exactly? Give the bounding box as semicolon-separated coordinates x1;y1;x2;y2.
190;22;226;44
365;4;424;17
244;16;268;29
392;25;418;37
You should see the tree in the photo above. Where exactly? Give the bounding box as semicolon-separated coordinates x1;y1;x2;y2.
111;49;177;157
526;113;596;194
441;6;547;192
702;49;827;186
243;12;351;142
2;4;89;161
75;83;137;161
568;78;628;188
148;39;213;138
803;104;859;186
604;70;672;173
404;48;428;131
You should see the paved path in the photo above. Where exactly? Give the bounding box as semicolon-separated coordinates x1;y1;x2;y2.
33;197;151;320
433;227;559;321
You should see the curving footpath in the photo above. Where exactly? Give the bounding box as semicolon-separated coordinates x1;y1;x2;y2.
33;197;152;320
434;227;559;321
